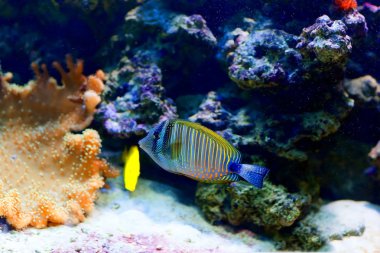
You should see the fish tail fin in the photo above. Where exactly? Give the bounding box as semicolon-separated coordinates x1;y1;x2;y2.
230;163;269;189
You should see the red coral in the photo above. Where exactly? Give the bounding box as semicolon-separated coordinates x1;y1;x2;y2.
334;0;358;11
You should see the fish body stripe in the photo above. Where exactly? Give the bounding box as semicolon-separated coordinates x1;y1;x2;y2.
186;127;192;169
180;124;187;167
190;129;195;168
178;124;184;169
162;120;241;181
213;139;218;171
200;132;206;170
195;130;201;168
205;137;210;171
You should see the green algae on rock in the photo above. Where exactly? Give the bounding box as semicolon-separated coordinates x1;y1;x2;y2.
195;181;311;230
278;220;326;251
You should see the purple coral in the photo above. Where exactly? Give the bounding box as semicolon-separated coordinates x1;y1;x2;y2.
170;14;217;45
297;15;352;64
342;11;368;38
222;15;353;89
226;29;301;89
125;0;216;47
188;91;231;130
97;55;177;138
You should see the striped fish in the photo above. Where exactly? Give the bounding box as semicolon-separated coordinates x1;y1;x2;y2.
139;119;269;188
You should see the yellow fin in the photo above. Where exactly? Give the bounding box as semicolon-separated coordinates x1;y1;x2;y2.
123;145;140;192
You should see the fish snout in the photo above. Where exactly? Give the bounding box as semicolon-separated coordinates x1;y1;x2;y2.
138;136;150;153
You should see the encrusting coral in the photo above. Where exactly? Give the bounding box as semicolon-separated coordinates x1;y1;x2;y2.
0;55;118;229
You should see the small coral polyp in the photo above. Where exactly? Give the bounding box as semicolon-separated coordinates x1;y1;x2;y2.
0;55;117;229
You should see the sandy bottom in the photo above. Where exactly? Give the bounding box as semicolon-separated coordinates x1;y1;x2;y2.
0;179;275;253
0;178;379;253
319;200;380;253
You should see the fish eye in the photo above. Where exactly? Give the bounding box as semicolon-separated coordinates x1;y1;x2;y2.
153;131;160;140
153;121;165;141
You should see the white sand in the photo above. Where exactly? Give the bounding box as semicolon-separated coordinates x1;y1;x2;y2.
1;179;379;253
319;200;380;252
0;179;275;253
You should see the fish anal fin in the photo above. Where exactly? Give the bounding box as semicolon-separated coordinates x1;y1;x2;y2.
202;173;240;183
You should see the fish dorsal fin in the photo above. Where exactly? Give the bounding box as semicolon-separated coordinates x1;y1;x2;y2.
174;119;239;154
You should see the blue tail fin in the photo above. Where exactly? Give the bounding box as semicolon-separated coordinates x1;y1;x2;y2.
230;163;269;189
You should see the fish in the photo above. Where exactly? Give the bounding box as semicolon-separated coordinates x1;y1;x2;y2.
123;145;140;192
138;119;269;188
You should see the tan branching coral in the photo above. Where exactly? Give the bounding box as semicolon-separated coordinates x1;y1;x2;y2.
0;55;118;229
